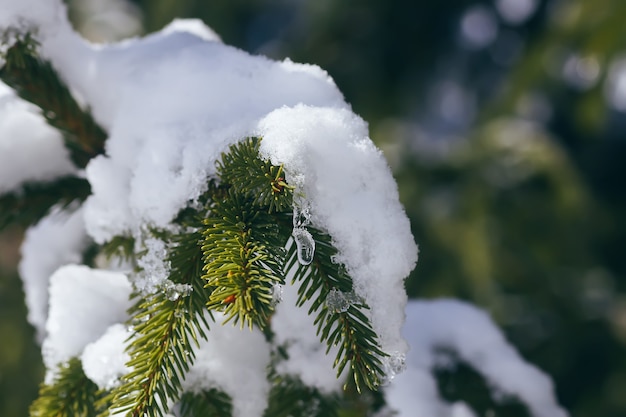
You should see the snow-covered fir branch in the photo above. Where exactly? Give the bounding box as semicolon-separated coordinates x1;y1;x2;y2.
0;0;568;416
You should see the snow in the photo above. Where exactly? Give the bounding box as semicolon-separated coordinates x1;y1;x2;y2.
37;29;345;243
0;0;67;38
271;280;344;393
259;105;417;357
8;0;415;366
81;323;131;390
0;85;75;194
134;236;171;294
161;18;222;42
450;402;478;417
386;299;568;417
42;264;132;382
1;2;568;417
183;313;271;417
19;208;89;342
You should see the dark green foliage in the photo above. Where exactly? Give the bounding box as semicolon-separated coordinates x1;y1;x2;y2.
179;390;233;417
202;138;292;330
0;176;90;231
8;130;387;416
3;1;626;416
168;227;214;334
0;267;43;417
30;357;102;417
265;377;339;417
101;235;136;263
338;377;389;417
202;137;386;392
0;31;393;413
434;353;530;417
201;188;287;329
216;137;293;213
285;228;385;392
105;293;196;417
0;32;106;168
104;229;212;417
203;137;386;392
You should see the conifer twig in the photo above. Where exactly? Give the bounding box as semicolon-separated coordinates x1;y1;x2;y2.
30;357;103;417
264;376;339;417
178;390;233;417
217;137;293;213
285;227;386;392
0;176;90;231
0;33;106;168
201;189;286;329
200;137;293;329
104;229;212;417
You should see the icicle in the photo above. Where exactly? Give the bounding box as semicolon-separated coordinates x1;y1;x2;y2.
290;198;315;265
293;203;311;228
271;283;283;306
292;227;315;265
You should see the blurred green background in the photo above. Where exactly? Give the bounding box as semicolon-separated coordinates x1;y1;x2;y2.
2;0;625;416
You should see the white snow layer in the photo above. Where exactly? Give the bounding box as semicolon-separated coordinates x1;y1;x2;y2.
183;313;271;417
259;106;417;356
81;323;131;390
386;299;568;417
19;208;90;342
42;265;132;383
271;279;344;392
0;0;68;37
0;84;75;194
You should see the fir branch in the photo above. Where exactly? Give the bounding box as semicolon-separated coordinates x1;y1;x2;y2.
339;377;389;417
201;189;286;330
0;32;106;168
0;176;90;231
217;137;293;213
108;294;194;417
104;229;211;417
210;136;385;390
264;377;339;417
284;227;386;393
178;390;232;417
30;357;103;417
101;235;136;263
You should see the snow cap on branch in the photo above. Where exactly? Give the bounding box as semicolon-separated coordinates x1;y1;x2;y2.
17;4;418;367
387;299;569;417
0;85;75;194
42;265;132;383
0;0;69;38
19;208;88;341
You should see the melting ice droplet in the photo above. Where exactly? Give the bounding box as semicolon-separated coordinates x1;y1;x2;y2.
326;288;350;313
380;352;407;385
326;288;362;313
166;287;180;301
292;227;315;265
163;282;193;301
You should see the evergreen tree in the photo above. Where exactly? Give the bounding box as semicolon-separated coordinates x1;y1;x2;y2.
0;2;570;417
